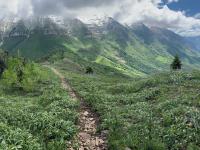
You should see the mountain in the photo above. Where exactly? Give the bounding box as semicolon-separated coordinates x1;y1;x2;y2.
1;17;200;76
0;18;68;59
185;36;200;51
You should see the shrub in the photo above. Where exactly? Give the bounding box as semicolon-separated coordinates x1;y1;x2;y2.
142;140;166;150
21;63;42;91
0;123;42;149
2;57;42;91
187;144;200;150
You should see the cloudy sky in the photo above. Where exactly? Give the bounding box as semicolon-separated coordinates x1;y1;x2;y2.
0;0;200;37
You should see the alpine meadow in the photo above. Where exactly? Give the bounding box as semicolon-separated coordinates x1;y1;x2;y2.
0;0;200;150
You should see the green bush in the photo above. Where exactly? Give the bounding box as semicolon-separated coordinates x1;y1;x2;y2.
0;65;78;149
0;123;42;150
21;63;42;91
142;140;166;150
187;144;200;150
2;57;43;91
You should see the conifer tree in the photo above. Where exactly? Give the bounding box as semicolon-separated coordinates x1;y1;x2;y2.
85;66;93;74
171;54;182;70
0;50;8;77
0;59;6;77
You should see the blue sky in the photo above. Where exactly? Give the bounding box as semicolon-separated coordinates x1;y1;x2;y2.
167;0;200;16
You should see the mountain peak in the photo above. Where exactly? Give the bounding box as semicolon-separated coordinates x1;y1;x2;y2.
131;22;150;31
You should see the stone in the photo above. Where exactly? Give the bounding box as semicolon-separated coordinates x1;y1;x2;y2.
83;111;89;116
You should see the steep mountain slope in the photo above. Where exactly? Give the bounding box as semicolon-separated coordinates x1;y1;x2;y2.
1;19;69;59
1;17;200;76
185;36;200;51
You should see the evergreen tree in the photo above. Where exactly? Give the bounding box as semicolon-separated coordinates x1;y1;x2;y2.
0;59;6;77
171;55;182;70
85;66;94;74
0;50;8;77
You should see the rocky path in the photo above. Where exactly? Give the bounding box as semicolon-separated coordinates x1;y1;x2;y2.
47;66;108;150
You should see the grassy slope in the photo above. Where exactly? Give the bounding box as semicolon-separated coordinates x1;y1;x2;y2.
1;21;200;150
2;30;200;77
60;67;200;150
51;52;200;150
1;33;200;149
2;34;69;60
0;66;79;149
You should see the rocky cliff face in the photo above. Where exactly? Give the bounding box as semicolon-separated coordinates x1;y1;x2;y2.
0;18;15;38
0;17;69;39
9;20;29;37
0;17;133;41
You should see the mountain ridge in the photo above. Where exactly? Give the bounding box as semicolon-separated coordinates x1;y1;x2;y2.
1;17;200;76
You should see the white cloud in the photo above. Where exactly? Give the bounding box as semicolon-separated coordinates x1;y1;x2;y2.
167;0;179;4
194;13;200;19
77;0;200;37
0;0;33;19
112;1;200;37
0;0;200;37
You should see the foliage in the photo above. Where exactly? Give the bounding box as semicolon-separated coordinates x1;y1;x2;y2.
2;57;43;91
171;55;182;70
0;50;8;77
0;59;6;77
63;69;200;150
0;123;42;150
21;63;43;91
0;66;78;149
85;66;94;74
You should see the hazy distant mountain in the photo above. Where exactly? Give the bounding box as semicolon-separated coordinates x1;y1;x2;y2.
185;36;200;51
1;17;200;76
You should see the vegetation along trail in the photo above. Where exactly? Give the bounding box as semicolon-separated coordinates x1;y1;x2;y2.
47;66;108;150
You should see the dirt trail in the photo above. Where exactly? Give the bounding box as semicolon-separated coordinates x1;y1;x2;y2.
47;66;108;150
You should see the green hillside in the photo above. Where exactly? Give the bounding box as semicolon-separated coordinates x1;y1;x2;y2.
0;58;78;149
2;35;68;59
0;48;200;149
1;18;200;76
53;58;200;150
